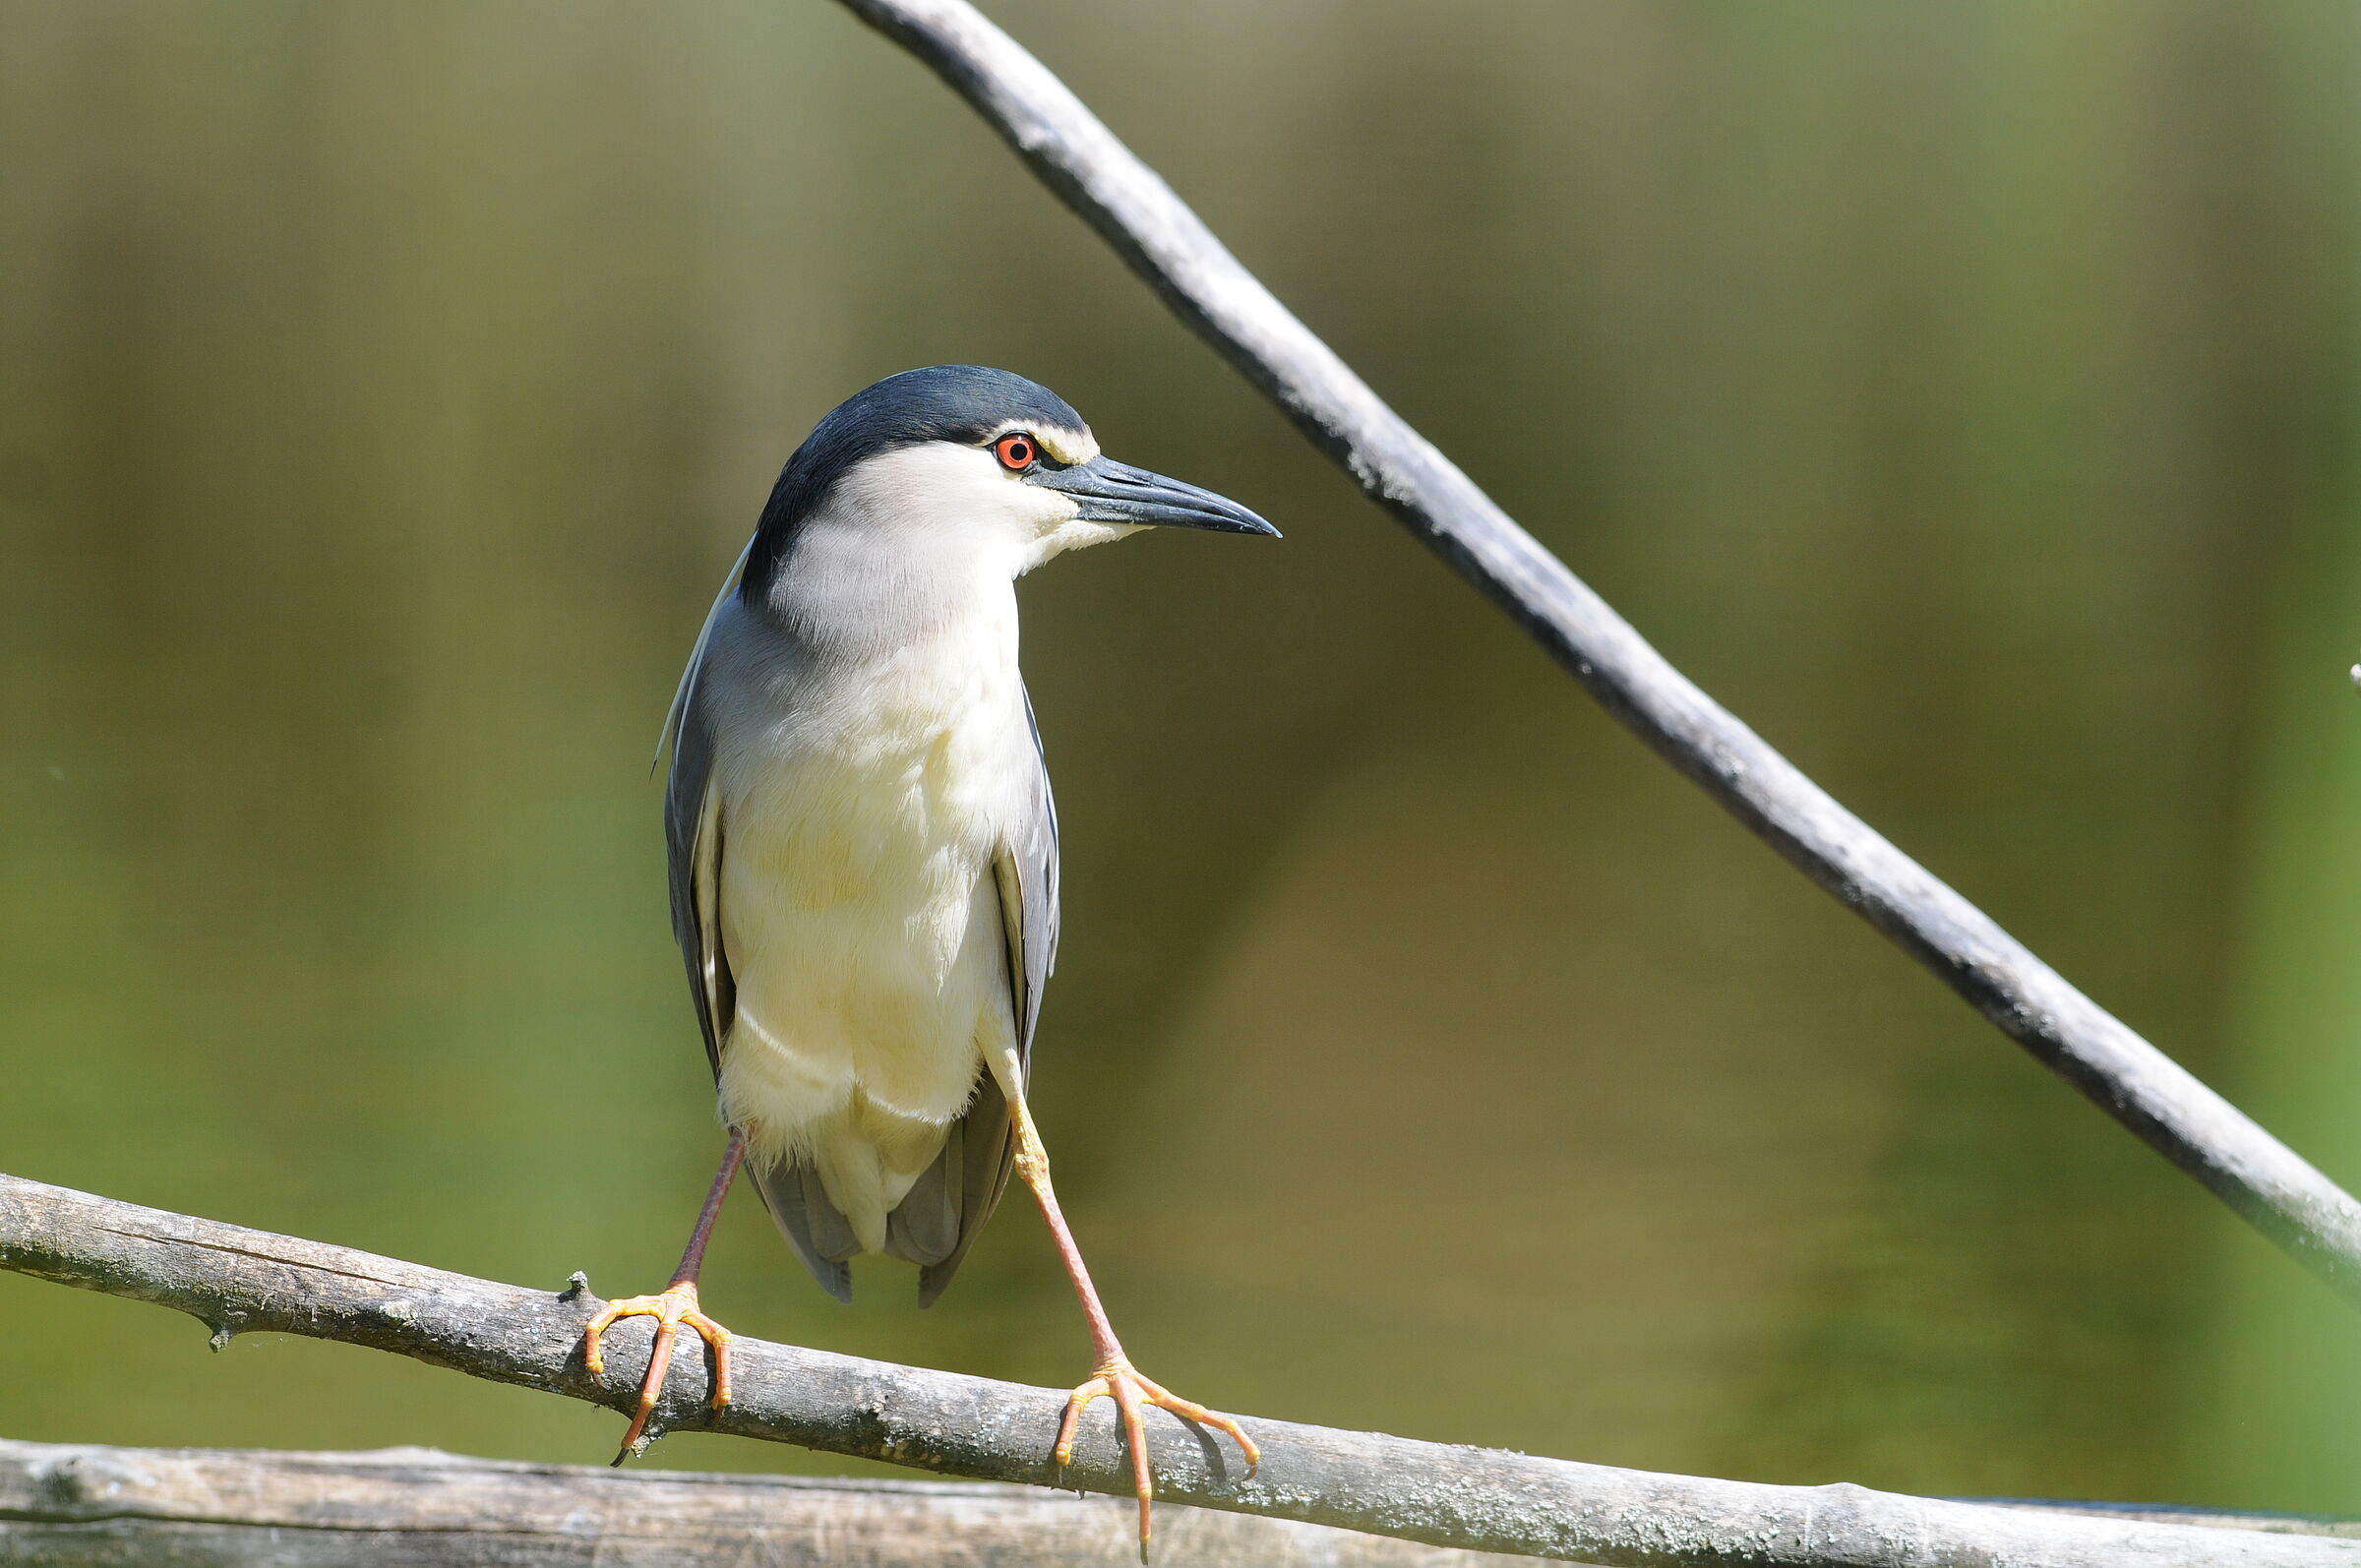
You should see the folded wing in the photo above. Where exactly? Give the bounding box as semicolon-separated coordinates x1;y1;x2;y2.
916;687;1059;1306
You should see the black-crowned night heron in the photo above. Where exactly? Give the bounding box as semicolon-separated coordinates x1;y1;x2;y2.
584;365;1277;1556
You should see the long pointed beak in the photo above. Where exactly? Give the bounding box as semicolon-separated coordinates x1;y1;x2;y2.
1028;455;1279;537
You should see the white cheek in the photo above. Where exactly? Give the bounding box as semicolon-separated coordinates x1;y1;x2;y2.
836;444;1007;523
831;444;1044;563
822;441;1137;576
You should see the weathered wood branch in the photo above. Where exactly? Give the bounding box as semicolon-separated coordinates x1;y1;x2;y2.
4;1172;2356;1567
828;0;2361;1303
0;1441;2350;1568
0;1438;1579;1567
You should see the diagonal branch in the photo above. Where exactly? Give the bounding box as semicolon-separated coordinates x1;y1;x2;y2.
3;1171;2356;1567
830;0;2361;1304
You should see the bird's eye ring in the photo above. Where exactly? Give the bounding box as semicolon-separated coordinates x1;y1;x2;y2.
994;433;1038;471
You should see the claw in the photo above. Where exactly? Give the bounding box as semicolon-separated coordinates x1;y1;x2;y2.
582;1280;734;1460
1053;1357;1258;1561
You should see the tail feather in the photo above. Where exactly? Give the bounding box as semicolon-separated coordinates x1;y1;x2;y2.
750;1159;857;1303
916;1072;1017;1309
745;1071;1019;1308
884;1118;963;1267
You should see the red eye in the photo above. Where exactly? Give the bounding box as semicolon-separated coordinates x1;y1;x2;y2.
994;433;1038;471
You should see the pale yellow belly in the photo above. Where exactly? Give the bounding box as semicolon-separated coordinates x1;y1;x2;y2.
712;731;1017;1254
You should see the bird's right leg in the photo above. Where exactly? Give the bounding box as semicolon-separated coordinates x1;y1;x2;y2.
1000;1080;1257;1561
584;1124;745;1462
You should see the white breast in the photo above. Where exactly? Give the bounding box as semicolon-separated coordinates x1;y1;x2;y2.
710;601;1029;1253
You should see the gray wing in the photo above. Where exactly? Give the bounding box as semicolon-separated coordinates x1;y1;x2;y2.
663;574;860;1302
662;580;737;1081
913;686;1059;1307
1005;685;1061;1046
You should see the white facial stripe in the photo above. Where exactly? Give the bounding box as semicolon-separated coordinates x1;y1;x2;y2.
981;419;1098;466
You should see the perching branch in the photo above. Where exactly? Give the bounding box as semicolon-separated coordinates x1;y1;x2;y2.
828;0;2361;1306
4;1172;2356;1567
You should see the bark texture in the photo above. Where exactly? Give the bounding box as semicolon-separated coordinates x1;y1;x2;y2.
4;1173;2355;1566
0;1438;1589;1567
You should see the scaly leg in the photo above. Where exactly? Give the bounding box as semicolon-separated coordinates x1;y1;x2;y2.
584;1125;746;1462
1007;1090;1258;1561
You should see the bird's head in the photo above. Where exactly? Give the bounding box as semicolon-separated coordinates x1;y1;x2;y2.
744;366;1277;598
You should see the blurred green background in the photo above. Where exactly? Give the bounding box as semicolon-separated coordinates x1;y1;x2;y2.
5;0;2361;1519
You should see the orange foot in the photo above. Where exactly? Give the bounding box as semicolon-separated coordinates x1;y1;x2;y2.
1055;1357;1259;1562
582;1280;734;1462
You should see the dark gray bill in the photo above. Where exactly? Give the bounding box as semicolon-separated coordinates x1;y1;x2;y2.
1027;454;1279;536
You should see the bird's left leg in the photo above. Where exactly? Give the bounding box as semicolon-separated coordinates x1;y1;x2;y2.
1004;1083;1258;1560
584;1125;745;1461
